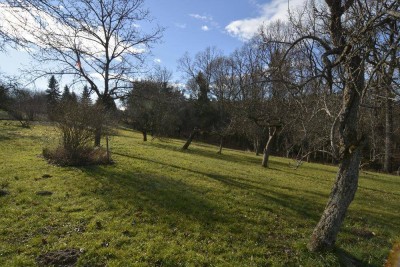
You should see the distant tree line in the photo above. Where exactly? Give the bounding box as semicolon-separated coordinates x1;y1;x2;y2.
1;39;399;171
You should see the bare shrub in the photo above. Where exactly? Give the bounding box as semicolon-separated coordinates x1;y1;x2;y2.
43;100;112;166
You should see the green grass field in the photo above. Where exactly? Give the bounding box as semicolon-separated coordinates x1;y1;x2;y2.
0;121;399;266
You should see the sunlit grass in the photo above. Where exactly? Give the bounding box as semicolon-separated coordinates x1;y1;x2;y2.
0;121;399;266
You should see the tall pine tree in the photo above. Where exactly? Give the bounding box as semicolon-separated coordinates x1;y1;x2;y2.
61;85;71;101
45;75;61;121
81;85;92;106
61;85;77;103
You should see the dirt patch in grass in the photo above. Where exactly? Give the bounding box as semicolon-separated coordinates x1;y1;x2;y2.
351;228;376;239
36;248;82;267
36;191;53;196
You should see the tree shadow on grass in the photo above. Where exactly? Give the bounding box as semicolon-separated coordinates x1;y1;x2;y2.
269;167;334;183
272;167;400;232
360;172;400;187
143;141;261;166
148;141;295;173
0;124;28;141
206;173;323;222
80;165;226;227
0;133;11;141
358;185;400;197
113;151;292;195
0;131;43;143
109;152;326;222
184;148;291;168
80;152;395;266
334;247;375;267
299;163;338;175
112;151;400;230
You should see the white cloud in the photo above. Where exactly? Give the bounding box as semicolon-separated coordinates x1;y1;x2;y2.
154;58;162;64
189;13;221;30
225;0;307;40
189;13;213;22
201;25;210;31
0;3;146;56
225;17;265;40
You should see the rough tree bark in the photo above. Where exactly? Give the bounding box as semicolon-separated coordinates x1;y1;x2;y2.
217;136;223;154
262;127;277;168
254;138;260;156
94;128;102;147
384;93;393;173
308;54;365;251
94;95;113;146
308;0;368;251
182;128;199;150
142;131;148;142
382;26;397;173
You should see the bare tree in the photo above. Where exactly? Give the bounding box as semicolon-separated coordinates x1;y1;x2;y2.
0;74;47;126
268;0;399;251
178;46;223;100
366;19;399;172
1;0;163;145
124;67;183;141
209;56;238;154
257;0;399;251
178;47;222;149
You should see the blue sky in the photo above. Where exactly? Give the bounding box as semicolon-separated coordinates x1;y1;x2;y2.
0;0;306;89
144;0;260;71
145;0;298;81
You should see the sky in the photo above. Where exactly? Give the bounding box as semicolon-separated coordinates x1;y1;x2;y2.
0;0;307;90
144;0;306;81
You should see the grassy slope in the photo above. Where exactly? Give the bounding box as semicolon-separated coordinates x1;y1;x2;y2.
0;122;399;266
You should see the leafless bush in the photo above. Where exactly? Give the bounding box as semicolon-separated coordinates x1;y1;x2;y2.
43;100;112;166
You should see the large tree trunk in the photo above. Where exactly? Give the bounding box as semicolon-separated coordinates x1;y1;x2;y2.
94;126;102;147
142;130;147;142
308;55;364;252
307;0;367;251
217;136;223;154
383;21;398;173
383;94;393;173
262;127;277;168
308;148;361;251
93;94;115;147
182;128;199;150
254;138;260;156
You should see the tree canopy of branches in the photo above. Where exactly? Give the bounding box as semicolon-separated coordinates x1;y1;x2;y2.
0;0;163;145
1;0;163;101
123;68;184;141
260;0;399;251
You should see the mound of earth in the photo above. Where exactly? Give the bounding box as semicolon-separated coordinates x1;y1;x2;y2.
36;191;53;196
0;189;9;196
36;248;82;267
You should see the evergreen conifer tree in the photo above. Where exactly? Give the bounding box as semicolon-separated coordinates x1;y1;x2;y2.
61;85;71;101
70;91;78;103
81;85;91;106
45;75;61;120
